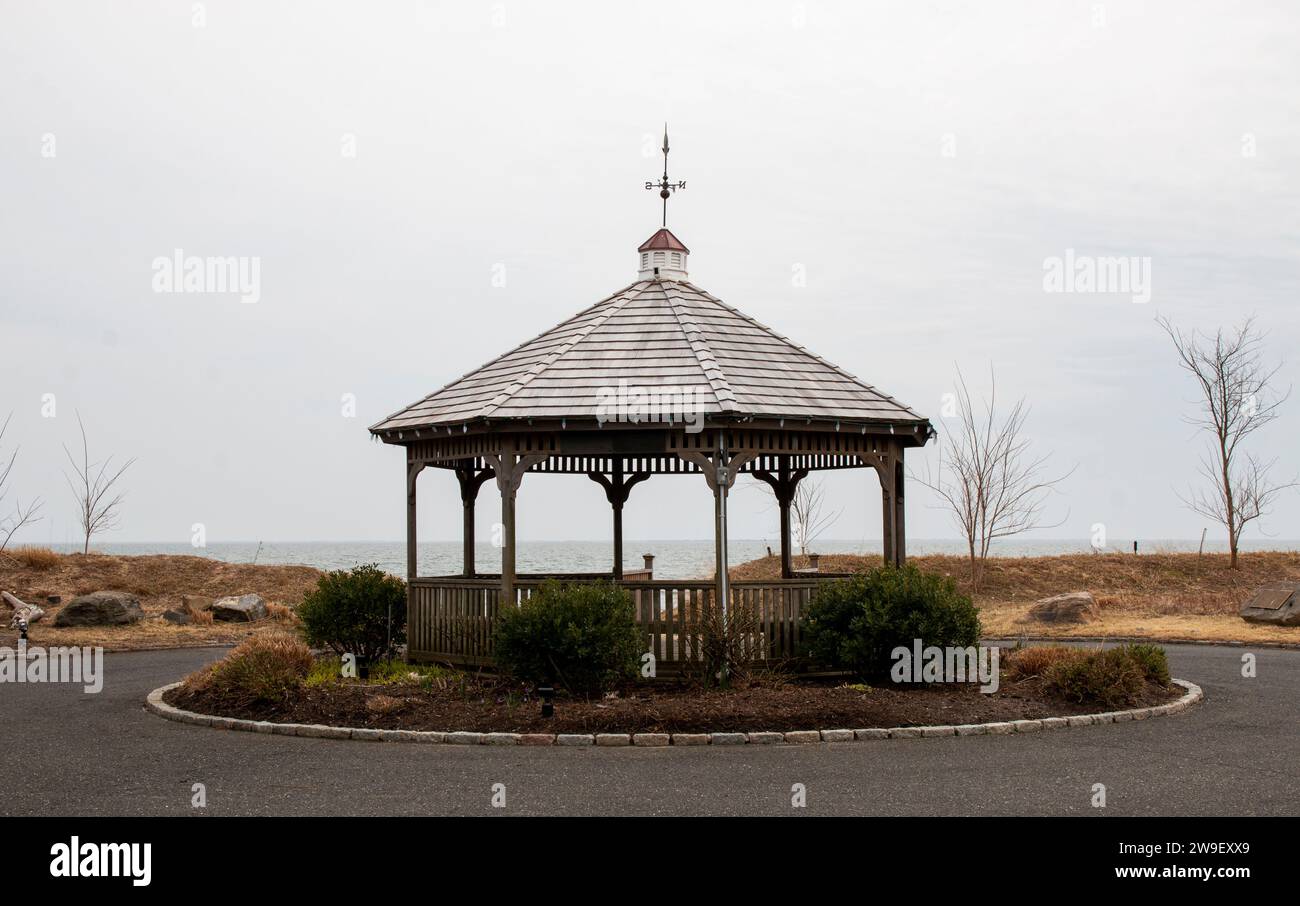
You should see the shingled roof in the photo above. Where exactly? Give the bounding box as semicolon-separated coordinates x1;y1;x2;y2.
370;256;926;433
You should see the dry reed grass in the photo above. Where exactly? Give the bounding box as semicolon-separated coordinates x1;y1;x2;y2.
732;550;1300;644
6;546;61;570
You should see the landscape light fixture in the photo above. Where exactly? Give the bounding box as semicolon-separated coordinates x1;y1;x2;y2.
539;684;555;718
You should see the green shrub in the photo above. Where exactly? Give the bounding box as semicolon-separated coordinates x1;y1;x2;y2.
1043;648;1146;708
185;633;313;705
493;580;642;696
305;655;445;687
298;564;406;662
799;564;981;678
1119;643;1171;686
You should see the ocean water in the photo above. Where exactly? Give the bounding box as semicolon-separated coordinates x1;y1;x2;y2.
47;538;1300;580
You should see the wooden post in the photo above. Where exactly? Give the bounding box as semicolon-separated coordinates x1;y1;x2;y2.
587;460;649;581
777;457;792;578
463;497;475;577
894;448;906;566
502;487;516;599
486;452;546;604
612;459;625;580
879;452;896;567
455;465;495;578
406;461;424;580
752;457;808;579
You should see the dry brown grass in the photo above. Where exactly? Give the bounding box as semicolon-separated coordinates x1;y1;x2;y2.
6;546;61;570
265;602;296;623
733;550;1300;644
182;632;314;702
0;552;321;650
1004;644;1089;680
366;694;406;716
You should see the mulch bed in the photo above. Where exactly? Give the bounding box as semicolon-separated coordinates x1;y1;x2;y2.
165;673;1181;735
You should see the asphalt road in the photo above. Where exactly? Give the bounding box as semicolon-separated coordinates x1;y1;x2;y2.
1;644;1296;816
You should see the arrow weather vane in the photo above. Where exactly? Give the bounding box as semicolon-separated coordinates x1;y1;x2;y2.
645;124;686;227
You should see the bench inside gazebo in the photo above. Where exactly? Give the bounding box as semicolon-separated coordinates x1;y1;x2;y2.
371;156;931;669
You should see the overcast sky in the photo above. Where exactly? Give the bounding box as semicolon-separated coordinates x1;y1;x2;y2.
2;1;1297;550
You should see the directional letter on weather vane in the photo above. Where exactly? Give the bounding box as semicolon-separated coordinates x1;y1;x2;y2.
646;124;686;227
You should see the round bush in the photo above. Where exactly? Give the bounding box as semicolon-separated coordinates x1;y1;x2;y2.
493;580;642;697
799;564;981;678
186;633;313;705
298;564;406;662
1043;648;1146;708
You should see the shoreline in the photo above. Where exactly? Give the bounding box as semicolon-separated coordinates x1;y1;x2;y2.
3;548;1298;651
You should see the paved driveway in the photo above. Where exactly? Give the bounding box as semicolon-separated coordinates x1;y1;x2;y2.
1;643;1295;816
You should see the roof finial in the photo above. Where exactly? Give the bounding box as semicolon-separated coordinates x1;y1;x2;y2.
645;123;686;227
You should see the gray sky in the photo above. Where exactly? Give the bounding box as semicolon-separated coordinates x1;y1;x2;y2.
2;0;1298;548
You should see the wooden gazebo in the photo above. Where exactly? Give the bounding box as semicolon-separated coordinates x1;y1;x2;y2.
372;224;931;667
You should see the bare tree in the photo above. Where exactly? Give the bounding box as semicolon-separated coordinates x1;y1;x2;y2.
790;477;842;556
916;367;1071;588
0;412;45;555
63;412;136;555
1158;316;1294;568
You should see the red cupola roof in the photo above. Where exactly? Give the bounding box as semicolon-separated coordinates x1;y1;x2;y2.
637;228;690;254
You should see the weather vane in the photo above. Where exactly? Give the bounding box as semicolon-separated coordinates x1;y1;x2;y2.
645;124;685;227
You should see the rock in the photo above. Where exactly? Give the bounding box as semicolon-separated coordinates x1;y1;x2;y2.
45;595;61;605
1025;591;1100;624
819;729;855;743
782;730;821;744
1240;581;1300;626
181;595;214;612
211;594;267;622
53;591;144;627
161;608;192;625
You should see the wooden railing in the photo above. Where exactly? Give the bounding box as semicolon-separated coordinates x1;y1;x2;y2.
407;576;822;669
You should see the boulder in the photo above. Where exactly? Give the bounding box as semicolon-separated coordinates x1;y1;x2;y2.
161;608;192;625
1025;591;1100;625
1240;582;1300;627
53;591;144;627
181;594;214;612
211;593;267;622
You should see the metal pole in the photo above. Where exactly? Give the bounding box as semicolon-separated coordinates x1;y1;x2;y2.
716;433;729;620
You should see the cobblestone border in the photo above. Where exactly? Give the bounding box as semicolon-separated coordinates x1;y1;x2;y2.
144;679;1203;746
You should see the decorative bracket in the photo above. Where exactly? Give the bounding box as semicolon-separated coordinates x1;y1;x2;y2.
679;451;756;492
751;467;809;505
455;464;496;504
484;453;548;497
587;470;651;508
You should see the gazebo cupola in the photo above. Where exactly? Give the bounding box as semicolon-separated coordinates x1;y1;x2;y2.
638;228;690;280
